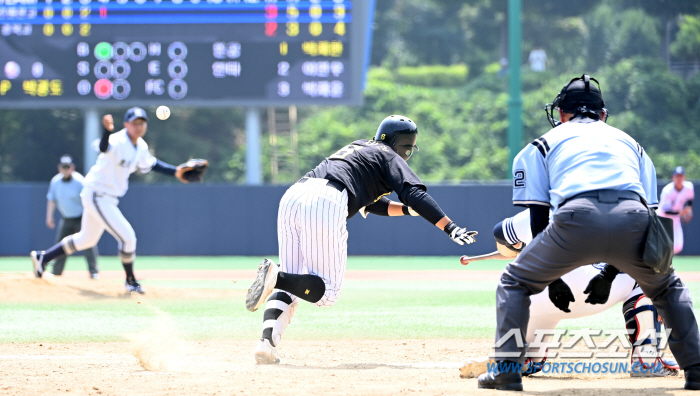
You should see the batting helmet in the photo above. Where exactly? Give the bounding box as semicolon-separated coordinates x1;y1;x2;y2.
544;74;607;128
374;115;418;149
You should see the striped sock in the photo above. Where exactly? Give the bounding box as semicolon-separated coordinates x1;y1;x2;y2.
262;292;294;347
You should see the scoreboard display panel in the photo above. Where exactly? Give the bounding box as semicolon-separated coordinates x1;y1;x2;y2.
0;0;371;107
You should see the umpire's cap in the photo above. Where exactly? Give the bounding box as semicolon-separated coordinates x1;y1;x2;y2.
553;74;605;111
59;155;73;168
124;107;148;122
374;115;418;148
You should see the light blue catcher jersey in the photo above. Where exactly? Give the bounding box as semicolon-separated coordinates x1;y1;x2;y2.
512;119;658;211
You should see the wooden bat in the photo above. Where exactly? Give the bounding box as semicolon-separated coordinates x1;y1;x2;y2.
460;251;509;265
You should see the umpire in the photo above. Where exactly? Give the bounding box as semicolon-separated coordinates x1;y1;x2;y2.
478;75;700;391
45;155;99;278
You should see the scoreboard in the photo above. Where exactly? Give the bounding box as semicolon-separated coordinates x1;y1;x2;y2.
0;0;372;108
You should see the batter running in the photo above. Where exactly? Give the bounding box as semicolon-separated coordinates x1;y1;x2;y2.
245;115;478;364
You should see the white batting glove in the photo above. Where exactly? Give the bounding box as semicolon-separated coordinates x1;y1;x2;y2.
444;221;478;245
406;206;419;216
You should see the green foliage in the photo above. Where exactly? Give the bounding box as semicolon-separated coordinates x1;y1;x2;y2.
0;109;83;181
672;15;700;60
297;69;509;182
2;0;700;183
395;64;468;87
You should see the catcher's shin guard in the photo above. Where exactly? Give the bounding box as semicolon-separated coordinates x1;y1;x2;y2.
623;293;678;375
261;292;298;348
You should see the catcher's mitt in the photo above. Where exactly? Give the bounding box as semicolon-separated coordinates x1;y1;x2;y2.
496;241;524;258
175;159;209;183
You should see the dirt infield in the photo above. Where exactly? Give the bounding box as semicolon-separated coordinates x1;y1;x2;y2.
0;339;693;396
1;272;697;395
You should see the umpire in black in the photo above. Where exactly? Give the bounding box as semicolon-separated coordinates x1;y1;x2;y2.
478;75;700;391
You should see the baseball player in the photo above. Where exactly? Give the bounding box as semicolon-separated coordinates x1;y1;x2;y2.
30;107;208;294
657;166;694;254
462;209;679;377
244;115;478;364
479;75;700;391
45;155;99;278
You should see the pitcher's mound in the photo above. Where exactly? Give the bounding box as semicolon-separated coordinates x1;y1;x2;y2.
0;273;243;302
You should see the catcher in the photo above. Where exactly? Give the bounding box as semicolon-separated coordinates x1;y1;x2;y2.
460;209;679;379
30;107;208;294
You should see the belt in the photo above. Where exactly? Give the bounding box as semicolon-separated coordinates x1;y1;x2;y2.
563;189;642;206
297;177;346;193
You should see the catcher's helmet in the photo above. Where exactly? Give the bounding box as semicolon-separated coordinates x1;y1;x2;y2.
544;74;607;128
374;115;418;149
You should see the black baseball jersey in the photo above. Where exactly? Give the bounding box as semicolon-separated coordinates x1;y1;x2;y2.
305;139;426;218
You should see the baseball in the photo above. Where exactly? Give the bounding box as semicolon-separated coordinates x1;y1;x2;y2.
155;106;170;120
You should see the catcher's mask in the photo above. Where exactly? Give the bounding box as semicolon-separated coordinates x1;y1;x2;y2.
544;74;608;128
374;115;419;159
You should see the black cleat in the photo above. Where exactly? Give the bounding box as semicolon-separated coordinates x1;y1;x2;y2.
478;361;523;391
685;366;700;390
126;279;145;295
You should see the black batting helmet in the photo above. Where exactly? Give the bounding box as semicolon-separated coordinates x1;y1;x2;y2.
374;115;418;148
544;74;607;128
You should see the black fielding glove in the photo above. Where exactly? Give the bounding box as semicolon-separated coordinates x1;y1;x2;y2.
548;278;575;313
583;264;619;304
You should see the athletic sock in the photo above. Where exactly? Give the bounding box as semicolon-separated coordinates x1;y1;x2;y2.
275;272;325;303
42;243;66;263
261;292;294;347
123;262;135;283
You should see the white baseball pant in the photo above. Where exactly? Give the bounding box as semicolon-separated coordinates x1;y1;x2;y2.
61;187;136;263
276;178;349;307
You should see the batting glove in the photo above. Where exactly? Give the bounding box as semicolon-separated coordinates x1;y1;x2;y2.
548;278;575;313
444;221;478;245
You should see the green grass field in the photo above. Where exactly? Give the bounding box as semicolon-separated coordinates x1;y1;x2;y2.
2;256;700;345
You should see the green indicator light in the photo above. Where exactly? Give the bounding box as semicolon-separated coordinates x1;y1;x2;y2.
94;42;112;61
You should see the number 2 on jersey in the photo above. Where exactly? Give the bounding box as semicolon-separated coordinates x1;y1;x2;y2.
330;144;363;159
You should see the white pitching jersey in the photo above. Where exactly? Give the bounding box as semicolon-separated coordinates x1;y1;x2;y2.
83;129;156;197
512;119;658;211
658;181;694;217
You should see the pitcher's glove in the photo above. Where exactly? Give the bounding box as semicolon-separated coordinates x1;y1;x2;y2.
444;221;478;245
175;159;209;183
682;210;693;224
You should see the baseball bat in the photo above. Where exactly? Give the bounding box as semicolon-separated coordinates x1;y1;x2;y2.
460;251;509;265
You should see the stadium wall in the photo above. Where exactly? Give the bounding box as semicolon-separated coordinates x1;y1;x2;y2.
2;183;697;256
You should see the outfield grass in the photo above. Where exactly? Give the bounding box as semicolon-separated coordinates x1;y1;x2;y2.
3;255;700;272
1;256;699;344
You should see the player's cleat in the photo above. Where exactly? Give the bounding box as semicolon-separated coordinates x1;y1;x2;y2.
125;279;145;295
90;273;100;280
630;357;680;377
245;258;280;312
253;338;280;364
686;365;700;390
477;362;523;392
30;251;45;278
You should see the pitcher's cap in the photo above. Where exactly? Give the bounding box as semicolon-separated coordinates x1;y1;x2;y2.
124;107;148;122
